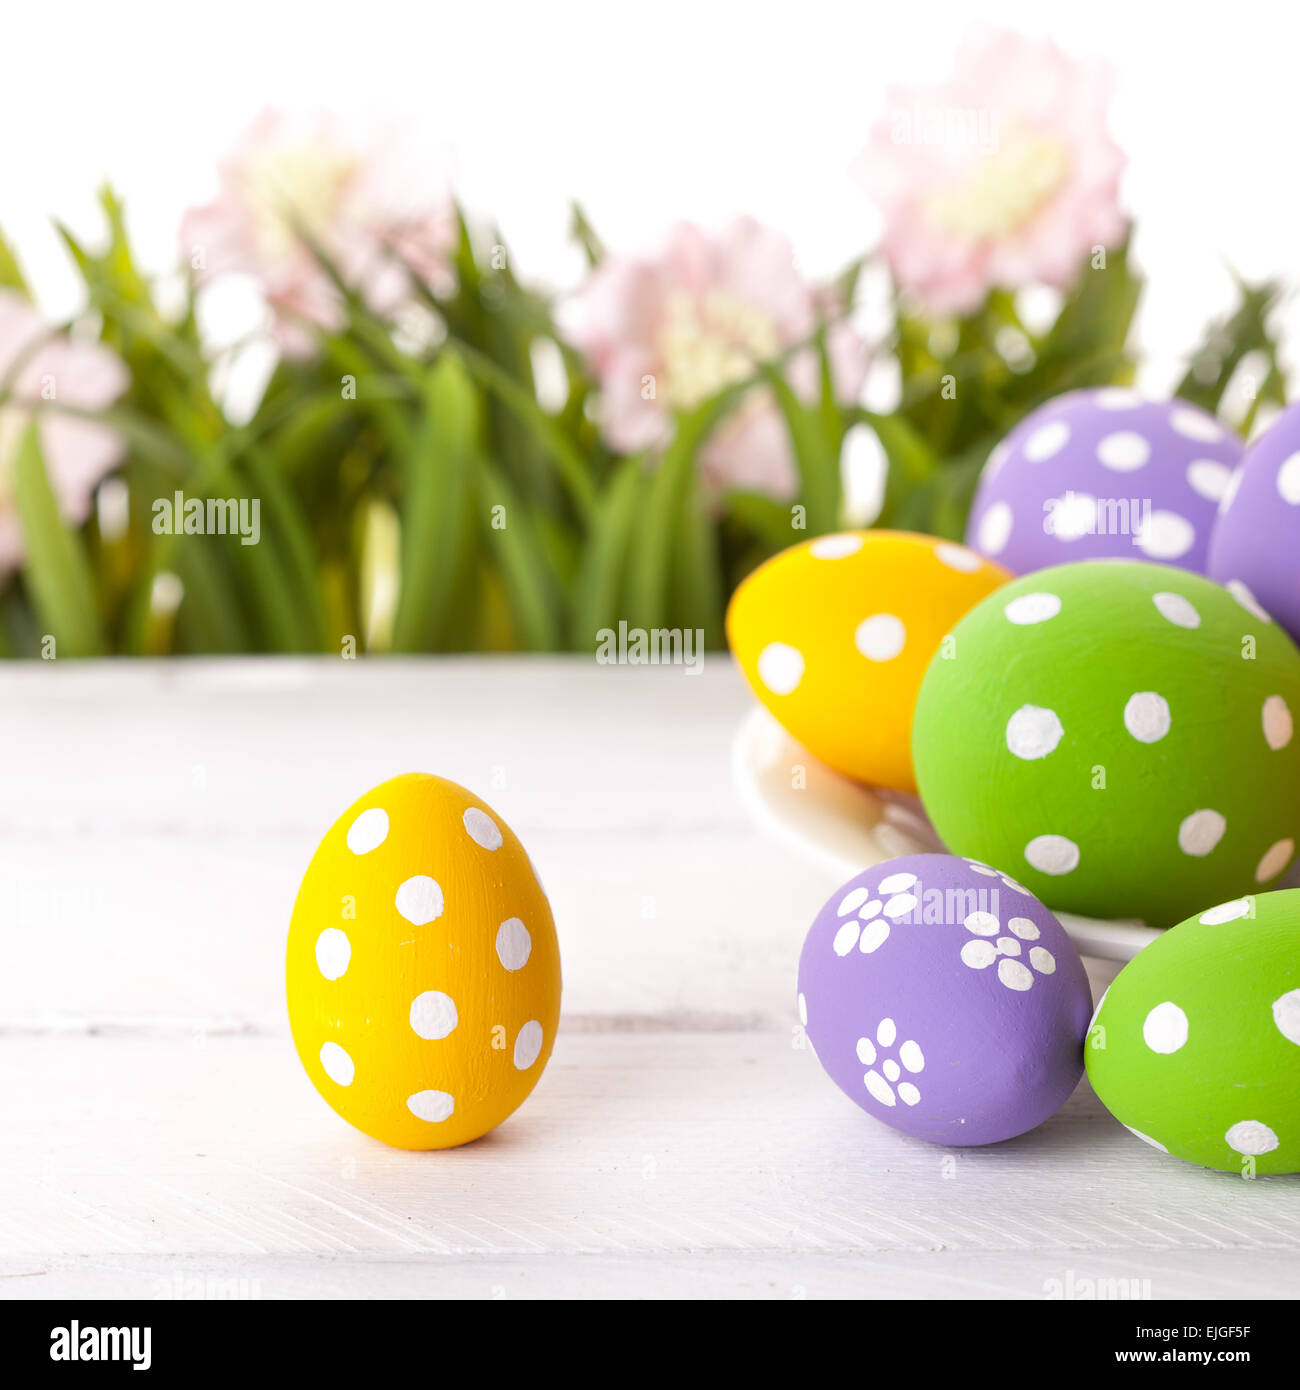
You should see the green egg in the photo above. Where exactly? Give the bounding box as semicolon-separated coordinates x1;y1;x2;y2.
912;561;1300;925
1085;889;1300;1176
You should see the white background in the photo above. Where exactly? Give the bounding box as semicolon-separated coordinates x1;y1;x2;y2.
2;0;1297;394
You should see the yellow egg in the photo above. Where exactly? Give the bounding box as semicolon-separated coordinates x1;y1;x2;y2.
286;773;561;1150
726;530;1011;791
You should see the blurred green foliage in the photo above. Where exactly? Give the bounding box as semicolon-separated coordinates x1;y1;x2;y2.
0;196;1287;658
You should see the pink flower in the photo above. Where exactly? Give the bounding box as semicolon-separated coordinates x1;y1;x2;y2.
856;28;1127;317
560;218;867;499
0;291;128;574
181;111;457;356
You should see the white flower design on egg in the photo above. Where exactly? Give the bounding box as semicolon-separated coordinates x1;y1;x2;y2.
857;1016;925;1107
959;911;1056;991
832;872;918;957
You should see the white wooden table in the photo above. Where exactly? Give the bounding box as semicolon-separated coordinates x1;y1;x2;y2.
2;657;1297;1301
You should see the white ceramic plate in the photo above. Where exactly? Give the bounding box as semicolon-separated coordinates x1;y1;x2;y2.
732;707;1161;963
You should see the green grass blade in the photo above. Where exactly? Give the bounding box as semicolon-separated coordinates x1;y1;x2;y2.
390;356;479;652
456;341;598;522
13;426;106;657
477;460;563;650
573;454;643;649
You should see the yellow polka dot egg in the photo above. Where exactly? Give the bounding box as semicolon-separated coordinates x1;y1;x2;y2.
286;773;561;1150
726;530;1011;791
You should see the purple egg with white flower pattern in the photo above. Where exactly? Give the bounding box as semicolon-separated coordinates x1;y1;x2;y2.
966;389;1242;575
1208;402;1300;645
797;853;1092;1146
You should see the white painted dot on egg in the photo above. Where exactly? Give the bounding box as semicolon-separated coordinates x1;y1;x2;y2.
1048;491;1098;541
1006;704;1064;760
495;917;533;972
897;1082;921;1106
346;807;389;856
964;911;1000;936
810;532;864;559
1225;1120;1279;1156
898;1040;924;1073
1170;406;1224;443
883;1058;901;1083
998;958;1034;991
1153;592;1200;630
407;1089;455;1123
856;1036;876;1065
857;899;883;920
1136;510;1195;561
1096;431;1151;471
1228;580;1272;624
1199;898;1252;925
1178;809;1226;858
1004;592;1061;625
961;939;997;969
757;641;805;695
994;936;1021;958
882;893;917;919
314;928;351;981
1029;947;1056;975
978;501;1013;555
858;919;891;953
1256;838;1295;882
395;874;445;926
936;542;981;572
1123;691;1171;744
877;1018;897;1047
513;1020;544;1070
1187;458;1233;502
319;1041;354;1087
462;806;503;851
1278;453;1300;505
864;1070;896;1106
855;613;906;662
1263;696;1294;751
838;886;870;916
1025;834;1080;876
1008;917;1039;940
833;921;861;956
1142;1001;1188;1054
878;871;917;894
1024;420;1071;462
1271;988;1300;1046
409;990;459;1041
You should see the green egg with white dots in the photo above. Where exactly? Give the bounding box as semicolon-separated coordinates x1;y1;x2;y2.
913;560;1300;926
1086;890;1300;1175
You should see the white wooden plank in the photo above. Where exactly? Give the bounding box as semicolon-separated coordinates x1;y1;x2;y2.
0;659;1123;1030
5;1248;1298;1301
0;828;847;1030
0;659;1262;1293
0;658;752;837
2;1030;1296;1301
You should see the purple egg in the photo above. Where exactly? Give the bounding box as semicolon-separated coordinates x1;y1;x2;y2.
797;853;1093;1146
1208;401;1300;644
966;389;1242;575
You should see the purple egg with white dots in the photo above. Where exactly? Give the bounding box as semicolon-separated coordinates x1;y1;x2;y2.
797;853;1093;1146
1208;401;1300;645
966;389;1242;575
